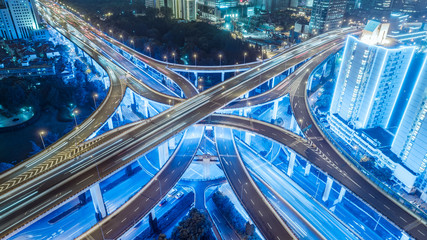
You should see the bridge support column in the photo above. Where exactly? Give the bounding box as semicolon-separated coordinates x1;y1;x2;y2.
107;118;113;129
304;163;311;176
117;106;124;122
221;72;225;82
168;137;176;150
336;186;346;203
287;151;296;177
194;73;198;87
129;90;135;105
203;157;210;178
243;108;250;117
244;132;252;145
322;177;333;202
90;183;107;220
158;142;168;167
142;99;149;118
272;100;279;121
400;233;410;240
290;116;300;134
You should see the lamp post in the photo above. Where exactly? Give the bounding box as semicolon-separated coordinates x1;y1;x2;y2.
72;110;79;128
147;46;151;57
193;54;197;66
172;52;176;64
39;131;46;150
219;54;222;66
130;39;134;49
92;93;98;108
244;52;247;64
119;34;123;43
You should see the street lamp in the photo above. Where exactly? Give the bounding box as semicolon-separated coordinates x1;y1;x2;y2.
147;46;151;57
130;39;134;49
172;52;176;64
219;54;222;66
193;54;197;66
39;131;46;150
119;34;123;43
244;52;247;64
92;93;98;108
72;109;79;128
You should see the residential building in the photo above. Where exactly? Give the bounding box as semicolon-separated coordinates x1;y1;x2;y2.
391;57;427;191
308;0;347;34
330;27;415;130
0;0;41;40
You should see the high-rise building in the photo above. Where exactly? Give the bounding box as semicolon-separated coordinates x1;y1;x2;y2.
391;57;427;175
173;0;196;20
308;0;347;34
373;0;394;11
0;0;41;40
330;32;415;129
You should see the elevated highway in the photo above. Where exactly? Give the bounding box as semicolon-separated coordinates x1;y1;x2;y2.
0;26;354;238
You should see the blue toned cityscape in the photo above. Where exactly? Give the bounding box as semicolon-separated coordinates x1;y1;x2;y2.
0;0;426;239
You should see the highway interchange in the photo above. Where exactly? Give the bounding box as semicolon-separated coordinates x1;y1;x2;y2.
0;0;426;239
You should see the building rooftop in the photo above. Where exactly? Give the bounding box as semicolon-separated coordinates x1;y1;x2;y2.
364;20;381;32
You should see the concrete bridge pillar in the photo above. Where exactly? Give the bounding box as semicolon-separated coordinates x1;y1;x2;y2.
143;99;149;118
107;118;113;130
400;233;410;240
322;177;333;202
272;100;279;120
244;132;252;145
203;157;210;178
158;142;169;167
90;183;107;220
290;116;300;134
304;163;311;176
129;90;135;105
243;108;250;117
287;151;296;177
168;137;176;150
336;186;346;203
117;106;124;122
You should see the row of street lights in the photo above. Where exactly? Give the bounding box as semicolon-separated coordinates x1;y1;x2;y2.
37;93;100;150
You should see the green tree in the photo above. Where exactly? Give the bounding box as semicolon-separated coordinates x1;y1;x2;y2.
171;208;213;240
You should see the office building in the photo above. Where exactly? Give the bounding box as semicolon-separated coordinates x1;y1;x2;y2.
308;0;347;34
330;26;415;130
0;0;41;40
391;57;427;176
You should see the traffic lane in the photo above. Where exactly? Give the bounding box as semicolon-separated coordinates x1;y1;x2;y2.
84;26;199;97
52;7;196;99
290;62;427;239
215;127;296;240
1;26;350;237
57;18;179;98
78;126;203;239
224;43;343;110
237;141;353;240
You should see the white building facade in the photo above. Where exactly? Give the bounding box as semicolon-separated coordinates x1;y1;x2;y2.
391;57;427;195
0;0;41;40
330;35;415;130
